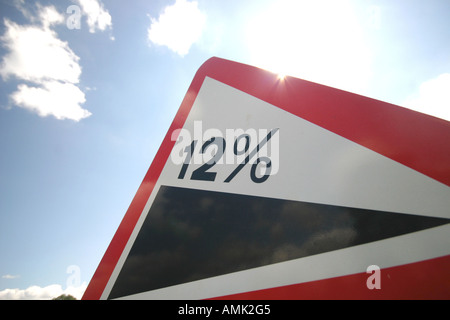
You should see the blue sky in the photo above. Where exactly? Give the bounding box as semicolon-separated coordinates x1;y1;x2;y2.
0;0;449;299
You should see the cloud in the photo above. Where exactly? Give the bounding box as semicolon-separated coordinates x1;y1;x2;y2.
148;0;206;56
0;19;81;84
11;81;91;121
2;274;20;279
38;4;66;28
74;0;113;34
403;73;450;121
0;3;91;121
0;283;87;300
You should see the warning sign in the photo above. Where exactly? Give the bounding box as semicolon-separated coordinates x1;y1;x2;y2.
83;57;450;300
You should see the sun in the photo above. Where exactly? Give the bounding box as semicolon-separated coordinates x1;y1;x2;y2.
244;0;372;94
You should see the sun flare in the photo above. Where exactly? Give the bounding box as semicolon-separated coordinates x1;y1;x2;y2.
245;0;371;94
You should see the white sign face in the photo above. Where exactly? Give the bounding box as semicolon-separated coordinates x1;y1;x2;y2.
163;77;449;217
97;77;450;300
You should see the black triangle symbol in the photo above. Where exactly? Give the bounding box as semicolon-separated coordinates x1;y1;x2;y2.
109;186;449;299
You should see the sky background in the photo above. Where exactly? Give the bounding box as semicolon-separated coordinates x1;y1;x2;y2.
0;0;449;299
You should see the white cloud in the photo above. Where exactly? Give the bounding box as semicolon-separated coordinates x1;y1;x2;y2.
38;4;65;28
0;20;81;84
148;0;206;56
2;274;20;279
11;81;91;121
74;0;113;33
0;283;87;300
0;3;91;121
403;73;450;121
245;0;372;95
11;1;64;28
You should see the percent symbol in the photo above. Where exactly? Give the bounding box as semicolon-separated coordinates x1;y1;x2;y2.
177;128;279;183
224;128;279;183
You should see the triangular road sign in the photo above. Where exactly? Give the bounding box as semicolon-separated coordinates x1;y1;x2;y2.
83;57;450;300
